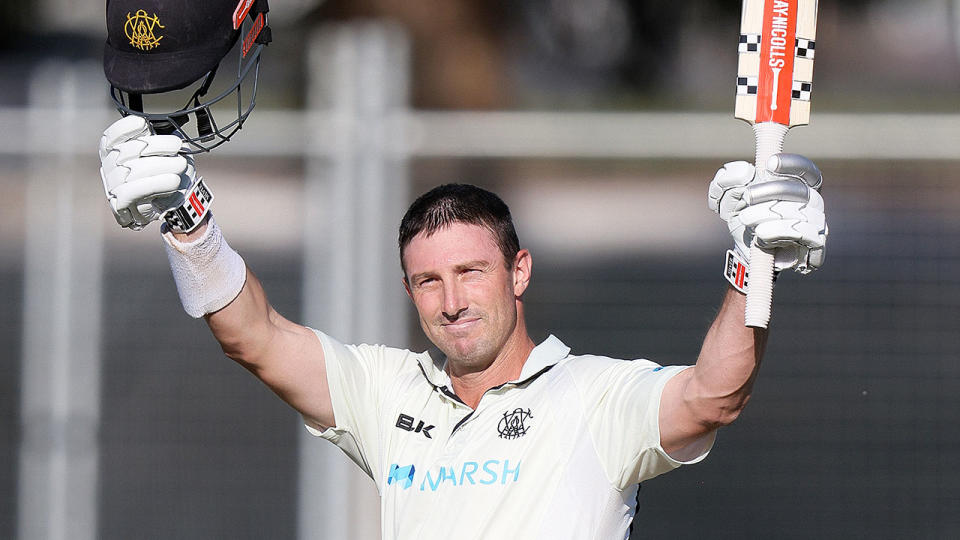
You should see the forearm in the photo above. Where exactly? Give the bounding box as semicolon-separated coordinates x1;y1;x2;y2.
204;269;311;373
166;216;296;367
205;268;271;363
689;286;768;425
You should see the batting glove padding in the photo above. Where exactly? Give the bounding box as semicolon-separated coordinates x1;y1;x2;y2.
709;154;827;274
99;116;196;230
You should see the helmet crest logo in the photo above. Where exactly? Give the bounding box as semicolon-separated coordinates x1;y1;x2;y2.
124;10;165;50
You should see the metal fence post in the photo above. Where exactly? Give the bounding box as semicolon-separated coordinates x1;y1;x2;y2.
18;60;105;540
299;22;411;540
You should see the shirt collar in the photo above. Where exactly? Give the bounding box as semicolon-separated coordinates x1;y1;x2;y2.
415;335;571;388
416;346;451;389
517;335;570;380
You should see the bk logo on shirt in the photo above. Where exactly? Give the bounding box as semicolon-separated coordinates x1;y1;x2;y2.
395;413;434;439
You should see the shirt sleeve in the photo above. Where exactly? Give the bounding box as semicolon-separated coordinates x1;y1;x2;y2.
302;329;413;481
572;358;715;490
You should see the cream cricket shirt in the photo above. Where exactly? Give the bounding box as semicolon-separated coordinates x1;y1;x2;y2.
307;331;713;540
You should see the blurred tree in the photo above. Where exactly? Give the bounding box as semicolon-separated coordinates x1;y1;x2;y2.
313;0;512;109
300;0;882;108
518;0;876;102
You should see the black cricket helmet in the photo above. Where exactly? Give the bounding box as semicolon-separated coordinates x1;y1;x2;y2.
103;0;271;152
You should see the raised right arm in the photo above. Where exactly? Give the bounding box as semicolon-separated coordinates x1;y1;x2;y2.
100;116;336;431
170;220;336;431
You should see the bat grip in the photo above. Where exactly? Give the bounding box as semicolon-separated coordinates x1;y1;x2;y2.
745;122;789;329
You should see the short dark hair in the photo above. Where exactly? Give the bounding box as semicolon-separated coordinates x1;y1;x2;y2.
399;183;521;272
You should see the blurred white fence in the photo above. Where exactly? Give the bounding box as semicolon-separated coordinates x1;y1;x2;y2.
8;20;960;540
4;107;960;161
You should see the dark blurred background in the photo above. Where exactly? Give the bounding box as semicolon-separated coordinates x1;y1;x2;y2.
1;1;959;539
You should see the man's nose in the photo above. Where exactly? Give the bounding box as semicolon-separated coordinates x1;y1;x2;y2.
441;281;467;319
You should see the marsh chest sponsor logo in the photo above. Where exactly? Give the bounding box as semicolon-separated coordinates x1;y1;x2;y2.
387;463;416;489
386;459;521;492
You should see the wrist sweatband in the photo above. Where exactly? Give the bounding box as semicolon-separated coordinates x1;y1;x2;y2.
162;214;247;318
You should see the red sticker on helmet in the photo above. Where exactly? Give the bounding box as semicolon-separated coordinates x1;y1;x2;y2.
233;0;255;29
241;13;264;57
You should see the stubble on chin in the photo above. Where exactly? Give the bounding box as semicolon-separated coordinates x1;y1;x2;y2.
431;325;497;373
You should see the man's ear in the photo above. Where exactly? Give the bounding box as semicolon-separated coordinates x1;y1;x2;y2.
513;249;532;297
402;277;413;300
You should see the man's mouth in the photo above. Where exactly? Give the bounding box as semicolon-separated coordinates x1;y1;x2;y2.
441;317;480;332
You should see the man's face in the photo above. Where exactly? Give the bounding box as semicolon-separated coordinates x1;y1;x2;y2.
402;222;528;371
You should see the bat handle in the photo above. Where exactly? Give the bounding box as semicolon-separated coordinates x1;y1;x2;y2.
745;122;789;329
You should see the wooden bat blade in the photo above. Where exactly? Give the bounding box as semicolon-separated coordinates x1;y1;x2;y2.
791;0;818;126
735;0;818;127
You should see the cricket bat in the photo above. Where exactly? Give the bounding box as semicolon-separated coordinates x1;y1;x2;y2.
735;0;819;328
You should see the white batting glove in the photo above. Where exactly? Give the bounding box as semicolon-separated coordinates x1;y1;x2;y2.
709;154;827;274
99;116;196;230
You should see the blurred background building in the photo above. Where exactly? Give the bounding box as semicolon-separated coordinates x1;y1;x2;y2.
1;0;959;539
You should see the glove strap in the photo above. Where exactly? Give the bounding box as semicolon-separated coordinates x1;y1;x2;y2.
724;249;750;294
163;177;213;233
724;249;780;294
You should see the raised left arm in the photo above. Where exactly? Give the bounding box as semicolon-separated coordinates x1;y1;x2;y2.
658;154;827;455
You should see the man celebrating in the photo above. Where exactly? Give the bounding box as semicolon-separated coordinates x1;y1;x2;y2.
98;3;827;535
99;114;826;538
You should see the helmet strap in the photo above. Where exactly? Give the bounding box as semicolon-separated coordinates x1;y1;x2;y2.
128;93;144;113
189;68;218;141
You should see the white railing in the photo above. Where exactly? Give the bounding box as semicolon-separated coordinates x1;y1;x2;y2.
4;108;959;161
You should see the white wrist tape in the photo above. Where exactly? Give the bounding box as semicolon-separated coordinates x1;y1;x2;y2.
162;214;246;318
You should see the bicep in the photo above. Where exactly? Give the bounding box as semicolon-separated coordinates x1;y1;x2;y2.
659;288;764;455
256;317;335;430
206;269;335;429
658;368;718;459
